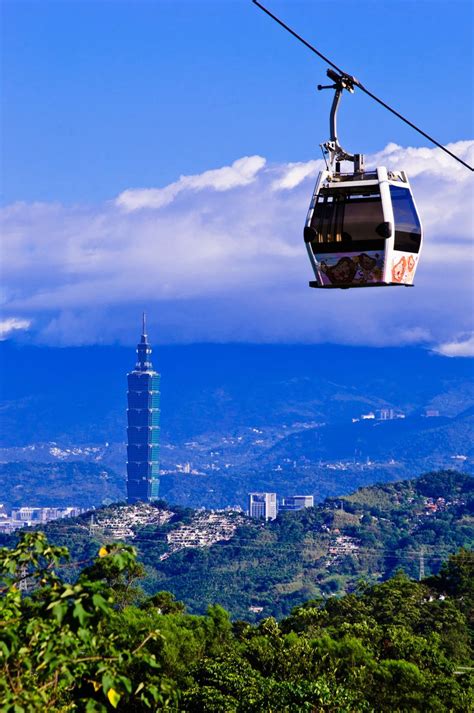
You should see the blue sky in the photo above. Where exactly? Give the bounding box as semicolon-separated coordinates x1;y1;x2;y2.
1;0;473;352
3;0;472;203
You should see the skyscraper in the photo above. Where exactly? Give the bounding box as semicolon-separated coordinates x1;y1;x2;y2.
126;315;160;503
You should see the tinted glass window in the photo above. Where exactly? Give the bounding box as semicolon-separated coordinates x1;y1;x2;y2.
390;185;422;253
310;187;384;244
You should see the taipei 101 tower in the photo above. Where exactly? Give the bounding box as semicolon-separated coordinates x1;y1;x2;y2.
126;314;161;503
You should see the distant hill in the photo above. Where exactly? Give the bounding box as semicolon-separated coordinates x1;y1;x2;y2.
253;411;474;464
1;342;473;447
0;461;125;510
1;405;472;511
2;405;472;511
1;342;472;516
19;470;473;620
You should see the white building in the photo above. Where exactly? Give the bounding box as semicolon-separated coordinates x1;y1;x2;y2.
248;492;277;521
279;495;314;512
7;506;85;530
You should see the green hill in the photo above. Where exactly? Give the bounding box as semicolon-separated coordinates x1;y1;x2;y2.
22;469;473;621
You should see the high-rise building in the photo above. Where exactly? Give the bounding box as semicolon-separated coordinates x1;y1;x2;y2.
279;495;314;512
248;492;277;521
126;315;161;503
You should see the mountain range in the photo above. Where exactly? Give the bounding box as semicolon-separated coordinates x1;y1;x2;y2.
1;342;472;510
1;405;472;510
1;342;473;446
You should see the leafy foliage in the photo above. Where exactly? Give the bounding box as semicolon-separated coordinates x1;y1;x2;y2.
1;532;472;711
0;534;168;711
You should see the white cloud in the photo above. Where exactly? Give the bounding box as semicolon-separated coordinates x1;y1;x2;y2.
271;159;322;190
115;155;266;211
1;141;473;347
434;333;474;357
366;140;474;181
0;317;31;340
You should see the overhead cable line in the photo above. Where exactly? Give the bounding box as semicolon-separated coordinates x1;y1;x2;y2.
252;0;473;172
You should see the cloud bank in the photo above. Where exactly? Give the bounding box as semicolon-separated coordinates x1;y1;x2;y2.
0;318;32;340
116;156;267;211
435;333;474;358
1;141;473;348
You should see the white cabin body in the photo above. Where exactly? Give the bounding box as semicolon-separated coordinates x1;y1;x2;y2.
304;166;423;288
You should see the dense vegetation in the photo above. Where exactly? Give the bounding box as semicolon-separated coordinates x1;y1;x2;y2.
150;470;473;618
1;532;472;712
29;470;474;620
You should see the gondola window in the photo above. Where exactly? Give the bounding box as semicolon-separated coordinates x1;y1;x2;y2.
311;188;384;245
390;185;422;253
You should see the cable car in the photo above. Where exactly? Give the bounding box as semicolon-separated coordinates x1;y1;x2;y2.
252;1;472;291
304;166;423;288
303;70;423;289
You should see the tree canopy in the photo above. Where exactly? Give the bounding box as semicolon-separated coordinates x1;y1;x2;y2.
1;532;472;712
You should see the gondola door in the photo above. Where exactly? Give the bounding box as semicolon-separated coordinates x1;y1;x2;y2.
387;181;423;285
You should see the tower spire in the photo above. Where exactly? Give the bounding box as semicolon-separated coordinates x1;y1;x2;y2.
135;313;153;371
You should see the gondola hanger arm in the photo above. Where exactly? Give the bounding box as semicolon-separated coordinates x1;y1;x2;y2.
317;70;362;171
252;0;473;172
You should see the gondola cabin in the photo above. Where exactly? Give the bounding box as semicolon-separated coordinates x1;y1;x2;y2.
304;166;423;288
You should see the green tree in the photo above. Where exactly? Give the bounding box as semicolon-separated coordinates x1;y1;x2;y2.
0;532;171;711
144;590;186;614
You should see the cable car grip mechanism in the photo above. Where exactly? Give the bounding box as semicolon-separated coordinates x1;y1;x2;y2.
318;69;364;174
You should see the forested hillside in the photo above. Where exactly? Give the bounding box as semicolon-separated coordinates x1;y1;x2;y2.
1;533;472;711
143;470;473;618
15;470;473;620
